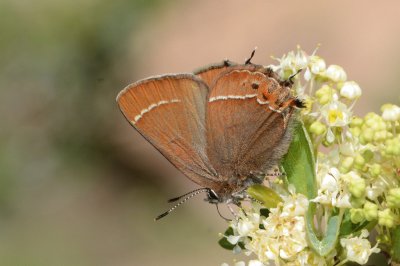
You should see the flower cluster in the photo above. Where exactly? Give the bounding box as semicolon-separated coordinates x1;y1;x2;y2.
221;47;399;266
222;193;332;266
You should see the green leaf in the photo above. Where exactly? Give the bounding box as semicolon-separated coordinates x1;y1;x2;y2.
218;227;235;250
340;210;376;237
282;122;317;199
282;122;342;256
247;184;282;208
392;225;400;262
305;205;343;256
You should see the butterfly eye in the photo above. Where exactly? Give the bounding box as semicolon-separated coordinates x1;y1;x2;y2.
207;189;219;202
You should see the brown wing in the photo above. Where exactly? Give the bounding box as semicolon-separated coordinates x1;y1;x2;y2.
117;74;218;188
194;60;237;88
206;67;296;178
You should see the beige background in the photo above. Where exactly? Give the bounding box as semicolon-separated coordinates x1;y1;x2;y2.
0;0;399;265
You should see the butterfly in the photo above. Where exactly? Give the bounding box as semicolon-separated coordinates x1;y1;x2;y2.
117;53;303;219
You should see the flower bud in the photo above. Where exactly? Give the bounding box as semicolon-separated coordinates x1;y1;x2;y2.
350;208;365;223
387;188;400;208
369;164;381;177
339;157;354;173
381;104;400;121
309;56;326;75
360;128;374;144
363;201;378;221
362;149;374;163
351;196;366;208
354;154;366;168
309;121;327;135
343;172;366;198
350;117;363;128
315;85;334;105
340;81;362;100
326;65;347;82
386;138;400;156
378;208;396;228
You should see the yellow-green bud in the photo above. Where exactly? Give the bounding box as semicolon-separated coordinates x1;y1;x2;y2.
362;149;374;162
360;128;374;144
378;208;396;228
373;130;388;142
387;188;400;208
343;172;366;198
350;196;366;208
339;157;354;173
363;201;378;221
354;154;366;168
309;121;327;135
349;127;361;137
350;208;365;223
350;117;363;128
384;138;400;156
315;85;334;105
369;164;381;177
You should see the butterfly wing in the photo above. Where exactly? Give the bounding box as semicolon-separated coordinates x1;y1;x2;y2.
117;74;218;187
206;66;296;178
194;60;237;88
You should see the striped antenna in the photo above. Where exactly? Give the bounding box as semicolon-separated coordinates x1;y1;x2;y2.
167;188;210;203
154;188;211;221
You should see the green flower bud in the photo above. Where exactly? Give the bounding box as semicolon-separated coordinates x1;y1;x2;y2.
378;208;396;228
350;117;363;128
362;149;374;162
349;180;366;198
363;201;378;221
309;121;327;135
387;188;400;208
343;172;366;198
360;128;374;144
339;157;354;173
350;208;365;223
350;196;366;208
349;127;361;137
373;130;388;142
384;138;400;156
369;164;381;177
315;85;334;105
354;154;366;168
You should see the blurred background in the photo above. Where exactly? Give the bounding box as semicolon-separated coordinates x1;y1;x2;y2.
0;0;399;265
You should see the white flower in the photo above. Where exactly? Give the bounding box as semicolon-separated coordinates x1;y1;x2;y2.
366;178;386;201
340;81;362;100
248;260;264;266
312;168;352;208
340;229;380;265
321;101;351;127
325;65;347;82
320;101;352;143
221;261;246;266
272;47;309;79
309;56;326;75
228;210;260;245
381;104;400;121
244;194;309;265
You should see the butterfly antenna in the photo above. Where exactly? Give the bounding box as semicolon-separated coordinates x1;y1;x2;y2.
167;188;210;202
286;69;303;86
154;188;210;221
245;47;257;65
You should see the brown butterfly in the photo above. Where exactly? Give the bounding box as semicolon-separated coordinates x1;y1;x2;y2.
117;54;303;219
